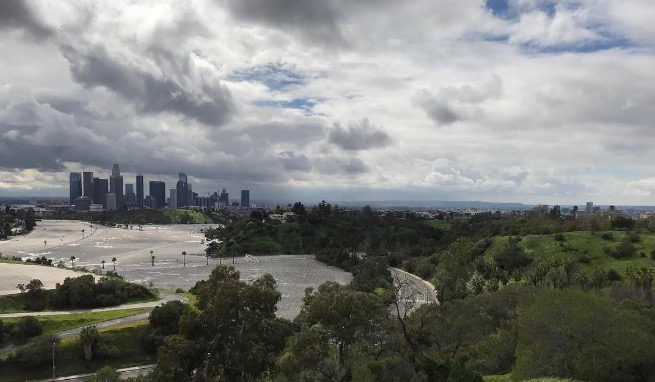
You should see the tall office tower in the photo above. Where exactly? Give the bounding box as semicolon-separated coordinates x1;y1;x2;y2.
112;164;120;177
109;164;124;209
136;175;144;208
187;183;194;207
169;189;178;210
241;190;250;208
176;173;188;208
94;178;109;208
149;181;166;208
220;188;229;206
82;172;94;198
69;172;82;205
125;184;136;204
106;193;117;211
586;201;594;215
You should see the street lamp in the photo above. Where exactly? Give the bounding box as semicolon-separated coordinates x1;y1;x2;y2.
52;342;56;378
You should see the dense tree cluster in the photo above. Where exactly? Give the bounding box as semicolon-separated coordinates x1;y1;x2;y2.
51;275;154;309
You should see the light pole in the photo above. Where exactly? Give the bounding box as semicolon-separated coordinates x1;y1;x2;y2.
52;342;56;378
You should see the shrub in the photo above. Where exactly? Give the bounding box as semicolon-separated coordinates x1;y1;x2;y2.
554;233;565;242
612;241;637;259
601;232;614;241
11;316;43;343
607;269;622;282
629;233;641;243
577;254;590;264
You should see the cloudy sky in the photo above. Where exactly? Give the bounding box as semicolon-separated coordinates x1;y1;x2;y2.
1;0;655;205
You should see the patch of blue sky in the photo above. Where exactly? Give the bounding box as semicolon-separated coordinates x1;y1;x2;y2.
519;34;633;54
486;0;558;19
227;63;305;90
253;97;318;112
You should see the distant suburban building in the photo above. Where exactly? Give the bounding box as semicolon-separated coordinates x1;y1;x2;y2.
83;171;94;199
136;175;144;208
149;181;166;208
241;190;250;208
69;172;82;205
586;201;594;215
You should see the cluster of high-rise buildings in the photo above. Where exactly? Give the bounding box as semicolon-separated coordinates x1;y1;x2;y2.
69;164;251;212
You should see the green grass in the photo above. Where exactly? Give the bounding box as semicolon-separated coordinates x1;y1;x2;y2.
485;230;655;273
1;308;151;336
162;209;212;224
0;292;159;314
0;321;155;381
425;219;453;229
484;375;582;382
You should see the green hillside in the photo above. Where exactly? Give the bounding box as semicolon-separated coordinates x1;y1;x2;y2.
162;209;212;224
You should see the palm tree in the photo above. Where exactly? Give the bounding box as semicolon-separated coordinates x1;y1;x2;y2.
151;255;156;266
206;253;210;265
182;251;187;267
81;229;85;238
112;257;117;271
101;260;105;269
44;240;47;246
70;256;76;268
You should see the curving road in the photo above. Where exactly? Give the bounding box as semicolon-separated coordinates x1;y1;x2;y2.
389;268;438;318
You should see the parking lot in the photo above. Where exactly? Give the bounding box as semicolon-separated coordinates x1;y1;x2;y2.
0;220;352;319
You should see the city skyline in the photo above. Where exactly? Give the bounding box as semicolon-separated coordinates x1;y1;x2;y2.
2;1;655;205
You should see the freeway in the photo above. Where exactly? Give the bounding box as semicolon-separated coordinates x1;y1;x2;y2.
389;268;438;318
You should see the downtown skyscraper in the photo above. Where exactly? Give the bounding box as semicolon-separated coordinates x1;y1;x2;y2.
69;172;82;205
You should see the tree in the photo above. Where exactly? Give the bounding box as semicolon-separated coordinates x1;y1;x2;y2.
79;325;100;365
101;260;105;269
24;279;47;311
182;251;186;267
151;255;155;267
112;257;116;271
152;266;291;381
82;229;85;238
89;366;121;382
292;201;307;215
12;335;59;368
278;282;389;381
70;256;76;268
10;316;43;343
514;289;655;381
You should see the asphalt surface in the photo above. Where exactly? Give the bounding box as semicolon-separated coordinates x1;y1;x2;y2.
389;268;438;318
0;293;186;356
0;221;353;319
37;365;155;381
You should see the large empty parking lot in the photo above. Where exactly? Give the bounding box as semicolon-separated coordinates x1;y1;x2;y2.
0;220;352;318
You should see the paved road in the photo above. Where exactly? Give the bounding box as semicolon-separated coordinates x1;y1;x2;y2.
0;294;186;356
0;293;183;319
37;364;155;381
389;268;438;318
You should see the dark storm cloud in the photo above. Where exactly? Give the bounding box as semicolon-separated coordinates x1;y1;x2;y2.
413;90;460;125
327;119;391;151
0;0;52;39
279;151;312;172
0;126;65;171
61;46;235;126
342;158;368;174
222;0;343;44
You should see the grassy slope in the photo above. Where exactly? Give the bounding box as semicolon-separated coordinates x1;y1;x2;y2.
485;376;582;382
162;209;212;224
425;219;453;229
0;321;154;381
484;230;655;272
1;308;151;336
0;292;159;314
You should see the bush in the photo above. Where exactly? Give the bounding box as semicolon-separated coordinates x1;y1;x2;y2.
554;233;565;242
601;232;614;241
629;233;641;243
11;335;59;367
11;316;43;343
612;241;637;259
607;269;622;282
577;254;591;264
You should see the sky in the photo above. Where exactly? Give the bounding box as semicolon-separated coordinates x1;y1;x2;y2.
1;0;655;205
